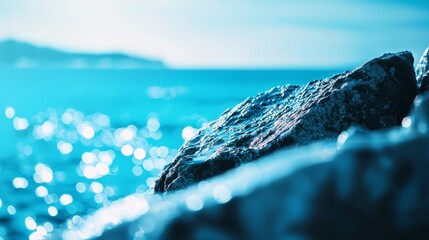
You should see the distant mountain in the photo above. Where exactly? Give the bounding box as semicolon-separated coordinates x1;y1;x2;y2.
0;39;165;69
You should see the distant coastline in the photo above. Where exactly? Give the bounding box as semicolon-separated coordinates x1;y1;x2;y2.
0;39;165;69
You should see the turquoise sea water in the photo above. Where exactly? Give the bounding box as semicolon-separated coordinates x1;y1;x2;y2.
0;69;341;239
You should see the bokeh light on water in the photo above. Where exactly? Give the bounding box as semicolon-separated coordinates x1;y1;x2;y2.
0;69;334;239
0;106;198;239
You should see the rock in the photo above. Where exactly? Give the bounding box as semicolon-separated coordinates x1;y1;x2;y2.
63;93;429;240
154;51;417;193
416;46;429;90
419;72;429;93
147;93;429;240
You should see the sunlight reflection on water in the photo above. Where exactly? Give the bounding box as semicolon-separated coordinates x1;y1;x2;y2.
0;69;332;239
0;106;196;239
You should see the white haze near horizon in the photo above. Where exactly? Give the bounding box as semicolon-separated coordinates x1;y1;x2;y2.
0;0;428;68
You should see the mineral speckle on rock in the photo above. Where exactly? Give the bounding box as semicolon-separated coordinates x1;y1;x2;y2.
417;46;429;93
154;51;417;193
416;46;429;90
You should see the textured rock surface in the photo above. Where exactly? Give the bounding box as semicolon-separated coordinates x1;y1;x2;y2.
154;51;417;193
420;72;429;93
148;94;429;240
416;46;429;90
63;93;429;240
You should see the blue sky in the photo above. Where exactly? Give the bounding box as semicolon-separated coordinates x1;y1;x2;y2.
0;0;428;68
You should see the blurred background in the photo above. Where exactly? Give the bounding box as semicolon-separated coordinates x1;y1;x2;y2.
0;0;428;239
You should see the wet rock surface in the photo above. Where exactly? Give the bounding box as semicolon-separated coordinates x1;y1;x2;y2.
64;93;429;240
154;51;417;193
148;93;429;240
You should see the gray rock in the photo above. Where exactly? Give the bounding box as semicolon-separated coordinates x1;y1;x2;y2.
63;93;429;240
416;46;429;90
149;93;429;240
154;51;417;193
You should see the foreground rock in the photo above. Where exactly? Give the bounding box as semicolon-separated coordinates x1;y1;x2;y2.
149;94;429;240
62;93;429;240
155;51;417;192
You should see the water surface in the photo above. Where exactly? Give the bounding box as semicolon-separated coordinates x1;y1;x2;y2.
0;69;341;239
